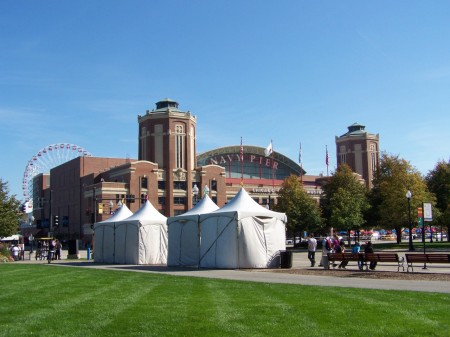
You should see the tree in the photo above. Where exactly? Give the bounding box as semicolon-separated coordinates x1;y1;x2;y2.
320;164;369;242
275;175;323;240
0;179;21;237
369;153;436;244
425;160;450;241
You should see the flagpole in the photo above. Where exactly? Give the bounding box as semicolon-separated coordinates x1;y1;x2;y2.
326;145;329;176
299;142;303;183
271;140;274;189
240;137;244;186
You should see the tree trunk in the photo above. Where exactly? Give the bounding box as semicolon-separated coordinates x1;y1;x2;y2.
394;225;402;244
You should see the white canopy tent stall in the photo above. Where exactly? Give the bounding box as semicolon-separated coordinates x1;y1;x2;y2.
93;204;133;263
199;188;287;269
114;200;168;265
167;195;219;267
0;234;23;242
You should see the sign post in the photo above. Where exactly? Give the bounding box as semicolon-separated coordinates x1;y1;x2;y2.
423;202;433;243
417;207;426;269
422;203;433;269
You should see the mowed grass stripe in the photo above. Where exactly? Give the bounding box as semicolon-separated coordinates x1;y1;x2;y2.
2;266;162;337
1;264;449;337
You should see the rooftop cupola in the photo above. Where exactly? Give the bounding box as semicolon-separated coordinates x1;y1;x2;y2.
155;98;179;110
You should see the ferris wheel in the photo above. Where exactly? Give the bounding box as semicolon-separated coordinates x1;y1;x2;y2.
22;143;92;205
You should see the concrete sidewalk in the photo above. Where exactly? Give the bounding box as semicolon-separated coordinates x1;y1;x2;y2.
18;249;450;294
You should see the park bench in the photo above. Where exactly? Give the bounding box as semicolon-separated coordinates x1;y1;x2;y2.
405;253;450;273
363;253;404;272
327;252;362;269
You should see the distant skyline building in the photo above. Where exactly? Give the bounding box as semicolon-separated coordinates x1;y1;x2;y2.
335;123;380;188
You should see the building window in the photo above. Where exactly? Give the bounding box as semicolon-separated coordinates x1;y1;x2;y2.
141;177;148;189
211;179;217;191
339;145;346;164
158;181;166;190
175;124;185;169
370;143;378;178
174;197;186;205
173;181;187;190
158;197;165;205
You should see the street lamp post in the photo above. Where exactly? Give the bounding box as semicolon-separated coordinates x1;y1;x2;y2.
203;185;210;197
192;184;199;205
406;190;414;251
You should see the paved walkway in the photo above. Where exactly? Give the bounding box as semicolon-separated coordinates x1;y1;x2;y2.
18;249;450;294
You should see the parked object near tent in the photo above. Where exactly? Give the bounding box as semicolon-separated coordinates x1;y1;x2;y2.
167;195;219;267
93;204;133;263
199;188;287;269
114;200;168;265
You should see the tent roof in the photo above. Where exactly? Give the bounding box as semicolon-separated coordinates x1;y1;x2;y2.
203;188;287;221
181;195;219;216
99;204;133;223
167;195;219;225
123;200;167;222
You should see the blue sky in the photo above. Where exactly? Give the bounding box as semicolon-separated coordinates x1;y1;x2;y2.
1;1;450;201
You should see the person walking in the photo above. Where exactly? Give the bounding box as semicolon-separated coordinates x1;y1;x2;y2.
55;240;61;260
332;234;340;251
47;239;56;264
11;245;20;261
321;236;334;269
307;234;317;267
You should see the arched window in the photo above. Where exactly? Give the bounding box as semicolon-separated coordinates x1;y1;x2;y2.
175;124;185;169
339;145;346;164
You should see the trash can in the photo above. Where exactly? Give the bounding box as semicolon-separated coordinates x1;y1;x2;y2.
68;240;79;255
67;239;80;259
280;250;293;269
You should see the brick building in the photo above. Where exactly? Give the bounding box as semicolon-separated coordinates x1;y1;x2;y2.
32;98;326;242
335;123;379;189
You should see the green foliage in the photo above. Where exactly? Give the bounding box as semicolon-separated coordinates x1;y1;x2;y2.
370;154;437;242
0;179;21;237
0;264;449;337
275;175;323;236
320;164;369;232
426;160;450;240
426;160;450;212
0;243;12;262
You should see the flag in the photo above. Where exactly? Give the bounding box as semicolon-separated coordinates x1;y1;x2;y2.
299;142;302;166
299;142;303;181
325;145;329;166
240;137;244;185
264;140;273;157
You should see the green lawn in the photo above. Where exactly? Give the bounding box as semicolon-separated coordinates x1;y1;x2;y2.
0;264;448;337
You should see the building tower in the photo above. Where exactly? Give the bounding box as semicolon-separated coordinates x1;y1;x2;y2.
335;123;379;189
138;98;197;215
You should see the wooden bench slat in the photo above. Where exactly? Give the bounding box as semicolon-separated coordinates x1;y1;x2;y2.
405;253;450;272
327;252;404;272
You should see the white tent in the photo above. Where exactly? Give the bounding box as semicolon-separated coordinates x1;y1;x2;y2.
0;234;23;242
114;200;168;265
93;204;133;263
167;195;219;267
199;188;287;269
